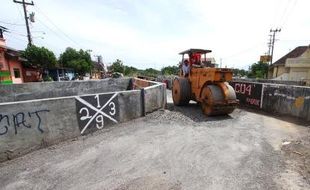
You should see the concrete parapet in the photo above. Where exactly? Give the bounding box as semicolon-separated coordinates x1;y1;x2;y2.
0;78;166;162
0;97;80;161
262;84;310;121
230;81;310;121
0;78;131;103
232;78;308;86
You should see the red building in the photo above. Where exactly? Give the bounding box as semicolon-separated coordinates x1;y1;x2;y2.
0;26;26;84
0;26;40;84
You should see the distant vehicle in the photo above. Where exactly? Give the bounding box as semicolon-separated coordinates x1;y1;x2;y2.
58;74;70;81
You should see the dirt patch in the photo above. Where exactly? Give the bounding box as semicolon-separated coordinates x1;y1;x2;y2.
281;133;310;185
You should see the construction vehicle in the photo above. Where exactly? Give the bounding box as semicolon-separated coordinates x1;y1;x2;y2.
172;49;238;115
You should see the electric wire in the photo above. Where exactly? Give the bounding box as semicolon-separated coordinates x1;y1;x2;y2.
0;20;25;26
34;6;83;48
279;0;298;29
36;17;76;47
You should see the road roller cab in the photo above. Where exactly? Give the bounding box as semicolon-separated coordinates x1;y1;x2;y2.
172;49;238;116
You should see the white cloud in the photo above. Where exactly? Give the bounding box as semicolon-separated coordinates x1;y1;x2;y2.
1;0;309;70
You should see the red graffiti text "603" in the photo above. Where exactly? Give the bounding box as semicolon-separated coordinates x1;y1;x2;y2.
235;83;252;96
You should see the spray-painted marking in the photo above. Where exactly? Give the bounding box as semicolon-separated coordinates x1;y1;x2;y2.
75;93;119;135
0;109;50;136
230;82;263;109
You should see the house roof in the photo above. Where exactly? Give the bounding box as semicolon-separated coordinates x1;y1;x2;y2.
272;46;308;66
0;44;19;52
0;44;27;62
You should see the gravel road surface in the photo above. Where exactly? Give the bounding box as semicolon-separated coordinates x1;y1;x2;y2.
0;90;309;190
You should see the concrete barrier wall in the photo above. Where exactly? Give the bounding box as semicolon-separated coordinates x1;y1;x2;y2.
230;81;310;121
0;78;131;103
0;97;80;161
156;75;175;90
262;84;310;121
130;78;167;114
0;78;166;162
144;82;167;114
232;78;308;86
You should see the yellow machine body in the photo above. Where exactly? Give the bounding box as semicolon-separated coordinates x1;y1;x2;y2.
172;49;238;116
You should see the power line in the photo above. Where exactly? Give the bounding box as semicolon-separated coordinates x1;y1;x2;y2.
6;32;27;40
272;0;298;29
0;20;25;26
222;43;264;60
33;36;62;52
8;30;28;37
6;32;29;47
36;17;76;46
14;2;25;23
279;0;298;28
277;0;291;26
34;6;82;48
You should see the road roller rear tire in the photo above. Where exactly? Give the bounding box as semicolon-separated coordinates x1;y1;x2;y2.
201;83;236;116
172;77;191;106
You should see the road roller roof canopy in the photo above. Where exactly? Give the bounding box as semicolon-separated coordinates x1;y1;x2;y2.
179;49;212;55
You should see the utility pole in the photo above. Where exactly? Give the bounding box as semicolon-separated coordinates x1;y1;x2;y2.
267;34;272;57
13;0;34;46
269;28;281;65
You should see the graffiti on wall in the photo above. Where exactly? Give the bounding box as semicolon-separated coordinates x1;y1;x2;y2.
230;82;263;108
266;89;310;109
0;109;50;136
75;93;119;135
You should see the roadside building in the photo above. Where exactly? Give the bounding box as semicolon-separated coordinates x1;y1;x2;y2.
268;45;310;83
0;27;26;84
22;66;41;82
91;61;106;79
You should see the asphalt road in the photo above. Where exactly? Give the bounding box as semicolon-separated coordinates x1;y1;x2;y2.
0;91;309;190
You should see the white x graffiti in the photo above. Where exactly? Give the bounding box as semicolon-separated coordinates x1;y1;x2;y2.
76;93;118;134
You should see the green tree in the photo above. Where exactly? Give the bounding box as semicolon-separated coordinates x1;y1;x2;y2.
161;65;179;75
59;47;92;75
22;45;57;76
141;68;160;77
124;66;138;76
233;69;248;77
247;61;269;78
109;59;125;73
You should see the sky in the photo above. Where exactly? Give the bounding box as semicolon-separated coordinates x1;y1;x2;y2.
0;0;309;70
